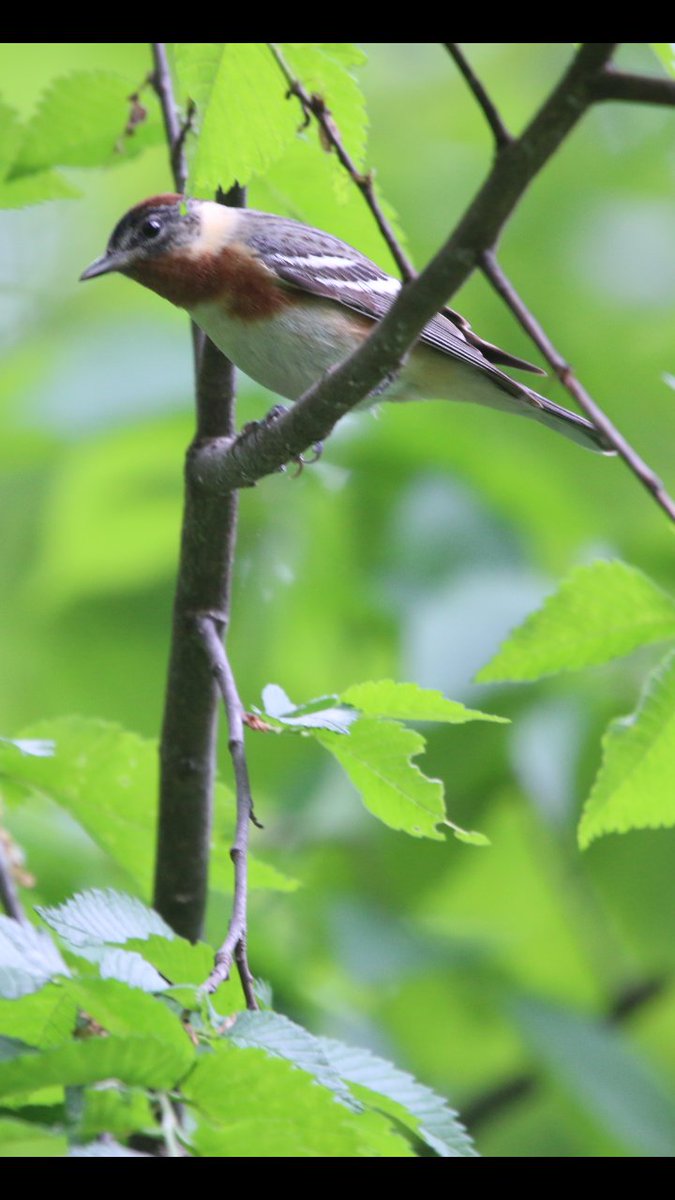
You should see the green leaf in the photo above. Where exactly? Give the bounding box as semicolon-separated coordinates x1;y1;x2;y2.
477;561;675;682
175;44;299;194
342;679;507;724
579;650;675;848
651;43;675;77
80;1087;155;1141
63;978;187;1048
3;718;295;896
11;71;163;177
228;1011;360;1111
259;684;358;734
0;1034;194;1100
0;737;54;758
317;718;486;844
0;918;69;999
280;43;369;176
318;1036;478;1157
37;889;174;950
0;1115;67;1157
98;949;169;992
513;997;675;1157
0;170;79;208
183;1040;412;1157
0;987;76;1049
0;99;23;180
123;935;214;987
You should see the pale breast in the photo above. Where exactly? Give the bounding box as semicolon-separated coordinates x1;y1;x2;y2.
189;294;375;401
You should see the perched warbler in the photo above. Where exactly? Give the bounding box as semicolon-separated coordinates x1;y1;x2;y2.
80;193;611;453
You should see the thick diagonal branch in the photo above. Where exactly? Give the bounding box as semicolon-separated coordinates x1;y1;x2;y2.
192;45;620;493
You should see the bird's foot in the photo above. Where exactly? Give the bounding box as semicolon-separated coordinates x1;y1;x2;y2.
287;441;324;477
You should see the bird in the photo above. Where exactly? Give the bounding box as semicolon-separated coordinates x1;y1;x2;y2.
80;193;612;454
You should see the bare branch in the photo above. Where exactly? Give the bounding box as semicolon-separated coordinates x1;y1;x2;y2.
150;43;188;193
591;65;675;107
480;250;675;523
198;616;258;1009
268;42;415;281
444;43;513;150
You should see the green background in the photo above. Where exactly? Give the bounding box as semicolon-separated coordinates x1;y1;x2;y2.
1;43;674;1156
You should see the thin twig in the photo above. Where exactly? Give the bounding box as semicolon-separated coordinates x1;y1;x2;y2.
268;42;416;281
480;250;675;523
197;616;259;1009
150;44;188;193
591;65;675;107
0;832;27;924
444;43;513;150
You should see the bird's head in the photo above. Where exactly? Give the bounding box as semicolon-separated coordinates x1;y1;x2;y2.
79;194;243;308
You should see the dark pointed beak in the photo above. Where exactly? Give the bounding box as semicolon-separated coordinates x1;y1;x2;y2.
79;251;129;282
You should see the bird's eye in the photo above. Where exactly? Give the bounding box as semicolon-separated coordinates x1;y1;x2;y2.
141;217;162;239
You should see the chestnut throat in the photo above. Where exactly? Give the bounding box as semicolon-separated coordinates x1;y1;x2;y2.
126;243;297;320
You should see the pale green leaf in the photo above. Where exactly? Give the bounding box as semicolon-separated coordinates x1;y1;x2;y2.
280;43;369;175
228;1011;360;1111
0;170;79;208
63;978;187;1048
316;718;479;842
175;44;298;194
318;1035;478;1157
514;997;675;1156
259;683;358;733
0;99;23;180
3;717;295;896
37;889;173;949
0;1116;67;1157
579;650;675;848
0;1034;194;1099
0;919;69;999
11;71;163;176
342;679;507;724
651;44;675;77
0;987;76;1049
80;1087;155;1141
0;737;54;758
184;1040;412;1157
477;561;675;682
98;949;169;993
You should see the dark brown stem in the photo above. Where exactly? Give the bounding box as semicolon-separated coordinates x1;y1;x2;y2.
591;65;675;106
0;832;27;924
150;41;245;940
480;250;675;523
197;616;258;1009
444;43;513;150
268;42;416;281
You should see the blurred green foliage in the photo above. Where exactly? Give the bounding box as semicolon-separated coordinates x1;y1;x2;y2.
0;43;675;1157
